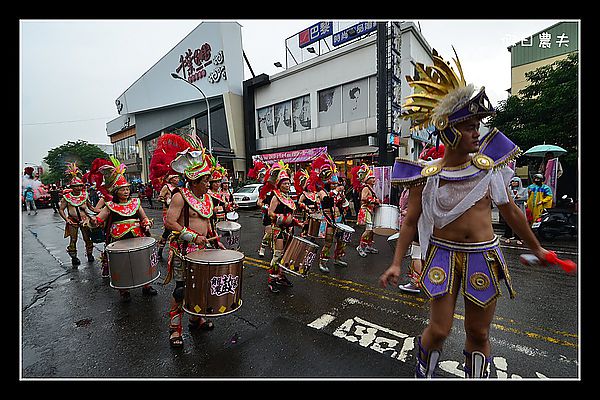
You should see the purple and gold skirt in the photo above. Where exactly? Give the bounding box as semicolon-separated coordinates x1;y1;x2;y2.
420;236;515;308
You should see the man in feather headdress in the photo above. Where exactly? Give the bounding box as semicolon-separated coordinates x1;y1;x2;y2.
249;160;272;258
156;134;225;348
58;162;96;267
380;48;551;378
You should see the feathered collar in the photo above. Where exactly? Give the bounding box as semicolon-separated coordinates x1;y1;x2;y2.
106;198;140;216
274;189;296;210
180;188;213;218
63;190;88;207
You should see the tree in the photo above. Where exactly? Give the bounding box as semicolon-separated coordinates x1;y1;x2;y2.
42;140;109;185
489;53;578;166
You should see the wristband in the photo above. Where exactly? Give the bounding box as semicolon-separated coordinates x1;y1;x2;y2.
180;227;199;243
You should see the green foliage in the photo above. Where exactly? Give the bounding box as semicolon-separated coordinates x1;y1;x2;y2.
488;53;578;167
42;140;109;185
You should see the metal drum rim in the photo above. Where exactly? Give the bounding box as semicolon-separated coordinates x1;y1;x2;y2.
106;237;157;253
109;271;161;290
183;249;245;264
183;299;243;317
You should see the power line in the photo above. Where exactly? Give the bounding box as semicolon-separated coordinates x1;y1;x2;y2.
21;116;114;126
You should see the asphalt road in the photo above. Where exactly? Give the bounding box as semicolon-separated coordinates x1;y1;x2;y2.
20;201;580;380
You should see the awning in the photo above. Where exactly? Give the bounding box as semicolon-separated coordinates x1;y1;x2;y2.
329;145;378;159
255;146;328;164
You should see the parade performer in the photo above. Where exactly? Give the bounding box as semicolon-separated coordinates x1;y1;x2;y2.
380;48;551;378
91;156;157;300
294;168;320;237
161;134;225;348
83;158;113;276
352;163;381;257
208;161;230;223
263;161;302;293
58;163;96;267
318;175;350;272
149;134;186;259
527;173;553;225
221;175;238;213
249;160;273;258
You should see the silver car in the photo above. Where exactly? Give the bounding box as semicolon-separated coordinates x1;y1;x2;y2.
233;183;262;208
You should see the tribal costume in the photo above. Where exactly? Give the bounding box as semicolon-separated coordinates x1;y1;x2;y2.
390;48;521;378
61;163;94;266
94;156;156;298
208;162;230;223
352;163;380;256
318;176;350;271
263;161;301;292
159;134;219;346
294;169;319;237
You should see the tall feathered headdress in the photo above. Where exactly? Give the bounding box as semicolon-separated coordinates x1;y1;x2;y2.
84;158;113;200
350;163;374;192
259;160;291;200
293;169;310;195
98;156;130;193
65;162;85;187
247;159;269;182
210;156;227;182
401;47;495;149
307;154;336;191
168;134;213;182
149;133;189;192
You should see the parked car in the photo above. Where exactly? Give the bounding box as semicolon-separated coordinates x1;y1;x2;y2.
233;183;262;208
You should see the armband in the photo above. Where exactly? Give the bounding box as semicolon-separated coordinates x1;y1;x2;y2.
94;216;105;226
180;227;199;243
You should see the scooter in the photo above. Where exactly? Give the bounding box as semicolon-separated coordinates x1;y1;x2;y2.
531;195;577;240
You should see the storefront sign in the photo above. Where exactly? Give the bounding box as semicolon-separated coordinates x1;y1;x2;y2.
332;22;377;47
256;146;328;164
299;22;333;48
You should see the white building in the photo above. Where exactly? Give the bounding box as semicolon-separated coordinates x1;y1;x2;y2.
243;21;435;179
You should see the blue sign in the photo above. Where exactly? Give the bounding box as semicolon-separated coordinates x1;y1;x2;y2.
298;22;333;48
332;22;377;47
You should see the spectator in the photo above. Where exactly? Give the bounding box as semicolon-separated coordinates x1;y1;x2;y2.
24;185;37;215
145;183;154;208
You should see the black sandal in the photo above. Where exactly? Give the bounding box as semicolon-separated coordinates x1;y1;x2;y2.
169;330;183;348
189;318;214;331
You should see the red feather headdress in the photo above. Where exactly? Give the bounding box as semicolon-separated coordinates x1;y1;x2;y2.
149;133;190;192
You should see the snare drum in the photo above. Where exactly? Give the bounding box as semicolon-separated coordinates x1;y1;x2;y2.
334;223;355;243
279;236;319;278
306;213;324;238
387;232;400;251
226;211;239;222
215;220;242;251
183;249;244;317
372;205;400;236
106;237;160;290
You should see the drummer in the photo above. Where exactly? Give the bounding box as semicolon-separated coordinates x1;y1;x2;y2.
352;163;381;258
163;143;226;348
221;175;239;215
208;164;230;223
294;169;320;237
317;175;350;272
91;157;157;301
263;161;302;293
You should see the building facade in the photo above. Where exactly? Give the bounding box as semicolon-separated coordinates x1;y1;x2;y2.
243;21;434;180
106;22;246;184
508;21;578;95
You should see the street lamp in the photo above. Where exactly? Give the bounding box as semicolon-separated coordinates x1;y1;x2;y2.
170;73;212;155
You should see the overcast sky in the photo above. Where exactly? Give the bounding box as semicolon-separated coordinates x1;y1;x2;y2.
20;19;566;167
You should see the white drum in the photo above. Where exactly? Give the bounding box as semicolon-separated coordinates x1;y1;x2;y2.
226;211;239;222
334;223;355;243
215;221;242;251
372;205;400;236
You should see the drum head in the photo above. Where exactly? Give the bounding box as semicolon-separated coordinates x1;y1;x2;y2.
216;221;242;231
185;249;244;264
226;211;239;221
106;236;156;252
335;223;355;233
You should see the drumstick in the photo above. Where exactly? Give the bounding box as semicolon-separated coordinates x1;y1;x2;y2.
206;235;221;242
